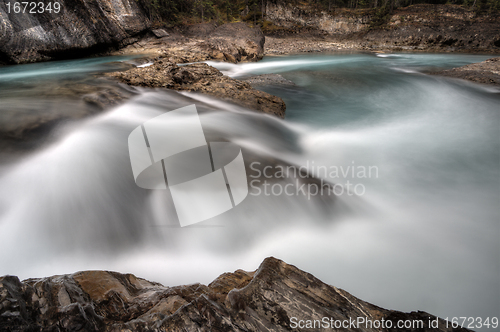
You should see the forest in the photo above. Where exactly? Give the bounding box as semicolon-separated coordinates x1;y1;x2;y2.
136;0;500;25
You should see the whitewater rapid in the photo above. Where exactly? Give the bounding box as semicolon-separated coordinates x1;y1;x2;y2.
0;53;498;330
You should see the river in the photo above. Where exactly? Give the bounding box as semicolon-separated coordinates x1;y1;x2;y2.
0;53;498;329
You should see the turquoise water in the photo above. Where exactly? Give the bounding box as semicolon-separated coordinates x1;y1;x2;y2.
210;53;500;329
0;53;498;330
211;53;495;125
0;55;139;82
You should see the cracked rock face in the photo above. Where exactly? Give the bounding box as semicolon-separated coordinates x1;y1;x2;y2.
0;0;150;64
0;257;471;331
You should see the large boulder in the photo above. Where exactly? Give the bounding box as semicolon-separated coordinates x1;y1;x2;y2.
0;0;151;64
115;22;266;64
206;22;265;63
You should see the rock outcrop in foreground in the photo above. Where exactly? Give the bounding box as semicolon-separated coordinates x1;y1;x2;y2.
0;0;150;64
109;61;286;118
0;257;470;331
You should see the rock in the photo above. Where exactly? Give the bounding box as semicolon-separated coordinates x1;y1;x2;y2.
263;3;500;54
358;5;500;53
0;257;472;331
265;1;370;35
206;22;265;63
429;57;500;86
0;80;135;153
108;61;286;118
208;269;255;305
0;0;151;64
179;23;218;38
265;36;352;55
113;22;265;64
82;87;131;110
152;29;169;38
244;74;297;87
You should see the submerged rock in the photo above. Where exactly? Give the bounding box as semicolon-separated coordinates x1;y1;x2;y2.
0;80;135;152
244;74;297;87
109;61;286;118
0;257;471;331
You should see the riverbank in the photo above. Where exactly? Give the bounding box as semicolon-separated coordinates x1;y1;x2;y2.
429;57;500;86
1;2;498;65
263;3;500;54
110;4;500;59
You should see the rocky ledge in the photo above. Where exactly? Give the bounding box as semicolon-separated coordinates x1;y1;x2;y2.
108;61;286;118
0;257;470;332
430;57;500;86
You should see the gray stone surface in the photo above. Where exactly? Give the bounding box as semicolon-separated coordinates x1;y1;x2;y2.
0;0;151;64
0;257;472;331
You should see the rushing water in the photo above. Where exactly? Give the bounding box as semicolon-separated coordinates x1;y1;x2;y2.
0;53;498;329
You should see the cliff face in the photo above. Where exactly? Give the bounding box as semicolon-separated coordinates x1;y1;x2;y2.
265;2;500;53
266;2;371;34
0;0;150;64
362;5;500;52
0;257;471;331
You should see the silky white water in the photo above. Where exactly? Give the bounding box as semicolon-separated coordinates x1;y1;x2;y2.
0;53;498;329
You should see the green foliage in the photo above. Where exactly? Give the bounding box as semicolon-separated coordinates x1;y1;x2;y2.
137;0;184;24
261;19;282;32
479;0;500;13
284;0;499;11
369;5;392;27
241;0;264;25
137;0;247;26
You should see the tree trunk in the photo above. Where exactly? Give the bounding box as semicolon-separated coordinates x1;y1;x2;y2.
254;2;257;25
262;0;264;21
